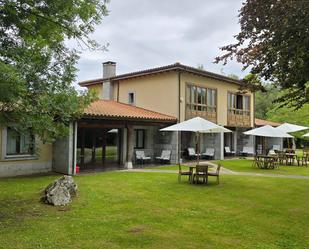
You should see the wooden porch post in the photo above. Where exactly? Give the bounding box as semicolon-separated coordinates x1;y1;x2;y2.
102;129;106;165
91;129;96;163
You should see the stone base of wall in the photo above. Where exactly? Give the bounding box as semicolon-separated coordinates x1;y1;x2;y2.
0;161;52;178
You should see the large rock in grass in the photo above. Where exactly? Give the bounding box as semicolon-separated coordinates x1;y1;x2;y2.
44;175;77;206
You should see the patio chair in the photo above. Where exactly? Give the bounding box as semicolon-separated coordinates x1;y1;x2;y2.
277;151;286;165
202;148;215;160
208;164;221;184
240;147;255;156
272;145;281;151
252;156;262;168
135;150;151;164
155;150;171;164
193;165;208;184
178;165;193;183
187;147;198;159
268;149;277;156
224;146;236;156
297;150;309;167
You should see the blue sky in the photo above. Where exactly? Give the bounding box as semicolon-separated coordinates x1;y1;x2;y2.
73;0;247;89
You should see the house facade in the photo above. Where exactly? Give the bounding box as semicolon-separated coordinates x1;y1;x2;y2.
73;62;255;172
0;61;261;177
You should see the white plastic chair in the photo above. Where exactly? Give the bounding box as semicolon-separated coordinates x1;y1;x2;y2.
155;150;171;164
224;146;236;156
187;147;198;159
135;150;151;164
202;148;215;159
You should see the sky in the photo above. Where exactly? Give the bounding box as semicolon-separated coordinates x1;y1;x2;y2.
74;0;247;89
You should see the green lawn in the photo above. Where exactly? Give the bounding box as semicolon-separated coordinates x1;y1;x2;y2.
1;172;309;248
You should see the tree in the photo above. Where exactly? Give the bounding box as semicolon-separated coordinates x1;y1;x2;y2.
267;104;309;127
255;84;280;119
215;0;309;109
0;0;108;142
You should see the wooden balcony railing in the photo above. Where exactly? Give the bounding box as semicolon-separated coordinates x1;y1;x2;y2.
227;109;251;127
186;105;217;123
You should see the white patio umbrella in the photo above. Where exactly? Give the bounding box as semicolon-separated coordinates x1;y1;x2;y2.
160;117;232;164
244;125;293;138
275;123;308;133
243;125;293;154
275;123;308;149
303;133;309;137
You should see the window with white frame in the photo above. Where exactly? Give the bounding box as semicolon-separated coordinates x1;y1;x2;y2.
5;127;35;157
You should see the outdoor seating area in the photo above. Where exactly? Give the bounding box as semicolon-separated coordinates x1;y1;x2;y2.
252;148;309;169
178;163;221;185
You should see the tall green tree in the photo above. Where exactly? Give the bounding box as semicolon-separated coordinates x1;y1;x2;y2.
215;0;309;109
255;84;280;119
0;0;108;142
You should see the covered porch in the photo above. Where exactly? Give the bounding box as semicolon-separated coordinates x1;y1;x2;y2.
52;100;177;175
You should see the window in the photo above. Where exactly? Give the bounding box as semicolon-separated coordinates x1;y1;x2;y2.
134;129;145;149
228;92;250;115
128;92;135;105
6;127;34;156
186;85;217;112
243;96;250;111
236;95;243;109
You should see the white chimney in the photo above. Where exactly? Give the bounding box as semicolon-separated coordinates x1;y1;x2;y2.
102;61;116;100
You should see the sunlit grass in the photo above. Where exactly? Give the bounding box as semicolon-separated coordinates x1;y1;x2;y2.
1;172;309;248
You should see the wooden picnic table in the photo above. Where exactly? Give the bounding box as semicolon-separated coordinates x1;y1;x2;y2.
256;155;276;169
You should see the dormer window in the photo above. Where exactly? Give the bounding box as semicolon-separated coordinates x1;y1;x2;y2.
128;92;135;105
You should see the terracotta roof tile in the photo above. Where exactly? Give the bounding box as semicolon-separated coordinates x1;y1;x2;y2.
84;100;177;122
255;118;281;127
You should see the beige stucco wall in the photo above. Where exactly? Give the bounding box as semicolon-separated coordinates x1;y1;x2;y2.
115;72;179;118
84;71;254;127
0;127;53;177
179;73;254;126
87;84;103;98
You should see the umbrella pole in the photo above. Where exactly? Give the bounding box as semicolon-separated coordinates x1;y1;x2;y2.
197;132;200;165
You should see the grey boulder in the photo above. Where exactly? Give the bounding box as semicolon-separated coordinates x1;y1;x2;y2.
44;175;77;206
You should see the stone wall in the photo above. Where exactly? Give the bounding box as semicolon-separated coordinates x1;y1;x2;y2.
236;127;254;153
0;161;52;177
53;123;76;175
153;129;178;164
132;126;178;165
181;132;223;160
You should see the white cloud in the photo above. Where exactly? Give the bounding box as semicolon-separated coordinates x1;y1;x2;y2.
73;0;248;89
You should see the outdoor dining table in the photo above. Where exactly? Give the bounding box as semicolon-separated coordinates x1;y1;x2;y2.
256;155;276;169
188;164;214;184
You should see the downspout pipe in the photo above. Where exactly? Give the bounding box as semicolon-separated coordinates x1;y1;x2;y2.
178;71;182;165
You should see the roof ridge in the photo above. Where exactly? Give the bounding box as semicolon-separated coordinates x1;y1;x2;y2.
78;62;243;86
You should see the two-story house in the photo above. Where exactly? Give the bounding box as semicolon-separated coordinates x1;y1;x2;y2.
0;61;256;177
70;61;255;172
